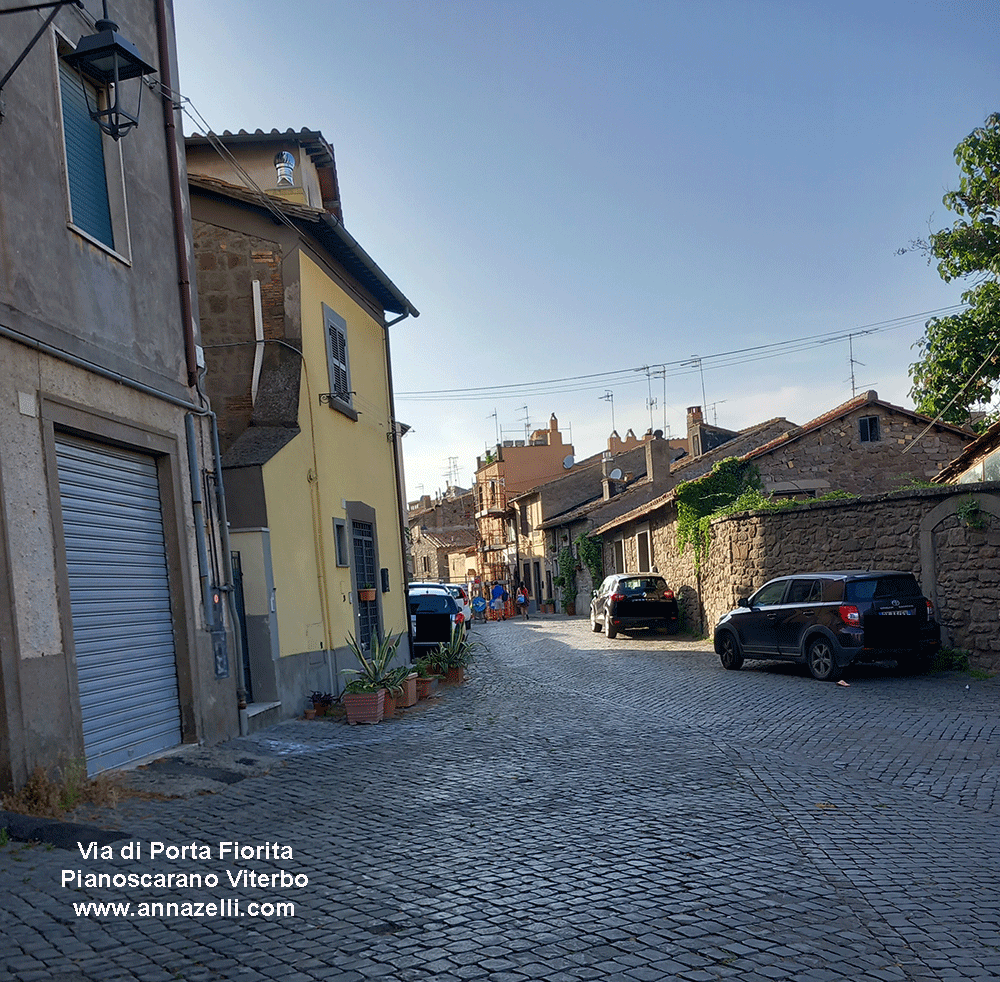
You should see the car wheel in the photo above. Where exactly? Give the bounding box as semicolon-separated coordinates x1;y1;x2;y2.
718;631;743;670
590;608;601;632
603;613;617;639
806;637;839;681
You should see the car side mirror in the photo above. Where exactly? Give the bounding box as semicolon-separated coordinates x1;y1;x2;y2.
737;596;750;608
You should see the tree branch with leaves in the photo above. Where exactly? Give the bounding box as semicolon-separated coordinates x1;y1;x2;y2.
907;113;1000;429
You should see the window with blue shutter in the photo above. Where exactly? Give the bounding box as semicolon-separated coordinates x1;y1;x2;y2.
59;60;114;249
322;303;353;413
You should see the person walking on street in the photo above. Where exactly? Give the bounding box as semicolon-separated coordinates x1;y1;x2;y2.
490;580;505;620
516;584;529;620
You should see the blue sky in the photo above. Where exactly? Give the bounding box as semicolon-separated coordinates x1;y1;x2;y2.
174;0;1000;499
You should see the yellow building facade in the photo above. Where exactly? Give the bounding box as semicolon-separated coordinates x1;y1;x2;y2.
188;129;416;725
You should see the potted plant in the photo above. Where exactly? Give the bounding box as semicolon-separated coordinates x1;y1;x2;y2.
341;679;385;724
434;627;479;684
357;583;377;602
554;546;577;616
310;691;333;716
399;671;418;707
381;665;411;719
413;656;441;699
342;631;404;724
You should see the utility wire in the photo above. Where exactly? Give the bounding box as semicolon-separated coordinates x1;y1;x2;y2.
902;334;1000;453
396;306;966;403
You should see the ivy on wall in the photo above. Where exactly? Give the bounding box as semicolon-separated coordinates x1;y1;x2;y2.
676;457;857;570
576;533;604;589
676;458;760;569
552;546;577;610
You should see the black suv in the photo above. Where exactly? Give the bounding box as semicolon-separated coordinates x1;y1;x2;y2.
713;570;940;680
590;573;680;638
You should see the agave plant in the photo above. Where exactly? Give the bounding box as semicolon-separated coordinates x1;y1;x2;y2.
434;626;480;670
413;655;443;679
342;630;403;689
381;664;411;696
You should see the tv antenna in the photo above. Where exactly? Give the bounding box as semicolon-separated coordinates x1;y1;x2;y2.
600;390;615;433
683;355;708;413
847;334;873;397
637;365;656;429
518;405;530;441
653;366;669;435
706;400;727;426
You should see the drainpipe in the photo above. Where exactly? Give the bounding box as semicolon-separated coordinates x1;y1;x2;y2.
155;0;247;729
185;414;214;630
0;320;247;730
155;0;198;389
383;307;416;660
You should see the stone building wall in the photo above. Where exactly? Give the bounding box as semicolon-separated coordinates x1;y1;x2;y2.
408;489;474;529
753;405;970;497
603;485;1000;671
192;221;287;454
410;538;449;581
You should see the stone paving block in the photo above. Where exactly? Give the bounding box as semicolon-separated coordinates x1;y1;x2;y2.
1;624;999;982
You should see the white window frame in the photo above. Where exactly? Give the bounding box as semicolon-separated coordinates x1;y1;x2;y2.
636;528;652;573
333;518;349;566
613;538;625;574
55;35;131;263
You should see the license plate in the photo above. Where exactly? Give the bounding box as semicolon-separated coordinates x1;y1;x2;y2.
879;609;914;616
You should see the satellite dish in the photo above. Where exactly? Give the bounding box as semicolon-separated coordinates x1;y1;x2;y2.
609;468;623;480
562;454;575;469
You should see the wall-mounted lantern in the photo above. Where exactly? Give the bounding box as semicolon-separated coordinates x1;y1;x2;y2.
62;0;155;140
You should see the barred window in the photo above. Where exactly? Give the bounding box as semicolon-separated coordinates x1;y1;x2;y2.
859;416;881;443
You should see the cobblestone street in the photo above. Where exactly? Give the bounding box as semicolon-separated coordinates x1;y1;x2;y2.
2;617;999;982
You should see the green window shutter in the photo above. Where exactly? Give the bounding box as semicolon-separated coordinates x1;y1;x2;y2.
60;61;114;249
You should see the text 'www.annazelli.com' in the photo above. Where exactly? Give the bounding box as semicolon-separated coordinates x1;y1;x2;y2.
73;899;294;919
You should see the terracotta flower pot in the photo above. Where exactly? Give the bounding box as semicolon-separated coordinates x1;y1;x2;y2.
445;666;465;685
383;690;397;719
400;675;418;707
416;677;436;700
358;588;377;602
343;689;385;724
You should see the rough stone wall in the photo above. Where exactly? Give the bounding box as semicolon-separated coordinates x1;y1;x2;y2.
410;539;448;581
603;486;1000;670
193;221;285;453
408;490;474;530
754;407;970;496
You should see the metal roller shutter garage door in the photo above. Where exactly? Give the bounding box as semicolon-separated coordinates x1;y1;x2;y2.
55;434;182;775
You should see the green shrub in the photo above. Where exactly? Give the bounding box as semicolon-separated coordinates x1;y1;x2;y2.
933;647;971;672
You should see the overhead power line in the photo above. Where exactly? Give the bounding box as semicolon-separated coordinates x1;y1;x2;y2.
396;306;966;403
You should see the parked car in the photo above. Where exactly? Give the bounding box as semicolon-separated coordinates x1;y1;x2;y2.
408;581;473;629
406;586;465;653
713;570;941;681
590;573;680;638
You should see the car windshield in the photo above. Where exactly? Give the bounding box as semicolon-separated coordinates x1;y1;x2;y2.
619;578;667;594
846;576;921;602
407;594;455;614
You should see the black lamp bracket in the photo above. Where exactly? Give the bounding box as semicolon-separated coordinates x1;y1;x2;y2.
0;1;85;105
